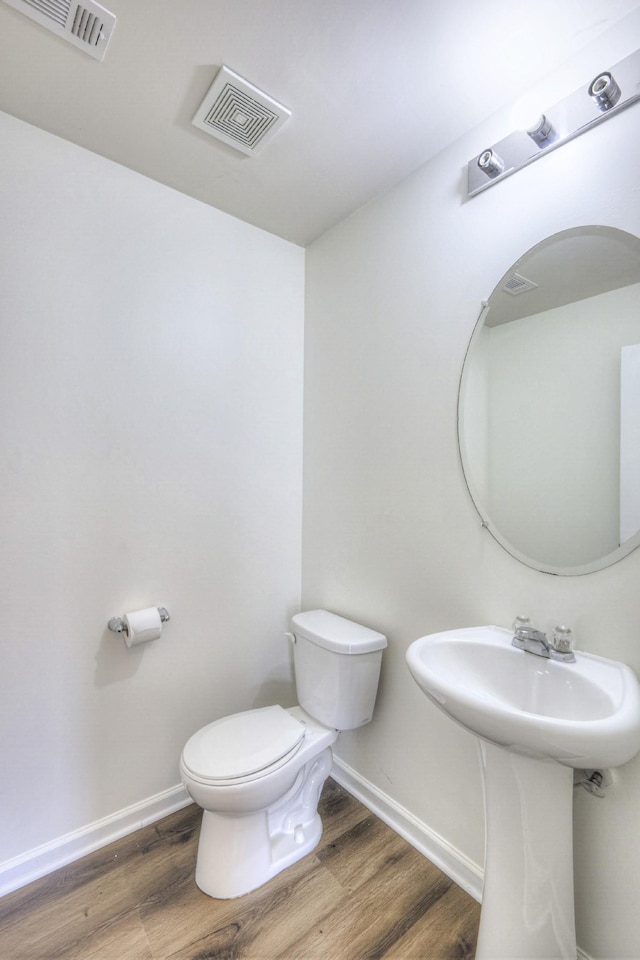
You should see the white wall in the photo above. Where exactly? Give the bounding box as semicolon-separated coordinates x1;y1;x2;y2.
0;112;304;864
303;13;640;960
621;342;640;543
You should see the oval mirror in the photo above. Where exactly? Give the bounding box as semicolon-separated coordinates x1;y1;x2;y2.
459;225;640;575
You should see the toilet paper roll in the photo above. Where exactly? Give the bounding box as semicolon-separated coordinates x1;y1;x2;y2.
123;607;163;648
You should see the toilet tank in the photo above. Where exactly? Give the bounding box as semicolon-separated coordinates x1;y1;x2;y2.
291;610;387;730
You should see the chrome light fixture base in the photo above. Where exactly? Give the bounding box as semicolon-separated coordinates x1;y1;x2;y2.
467;47;640;198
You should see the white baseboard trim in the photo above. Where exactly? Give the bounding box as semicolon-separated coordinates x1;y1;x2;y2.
0;765;599;960
330;757;484;904
332;760;596;960
0;784;192;898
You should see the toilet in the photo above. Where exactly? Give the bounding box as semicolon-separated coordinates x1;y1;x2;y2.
179;609;386;899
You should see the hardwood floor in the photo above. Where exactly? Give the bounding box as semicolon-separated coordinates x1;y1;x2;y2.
0;780;480;959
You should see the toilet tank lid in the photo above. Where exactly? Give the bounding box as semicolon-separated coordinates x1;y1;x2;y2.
291;610;387;654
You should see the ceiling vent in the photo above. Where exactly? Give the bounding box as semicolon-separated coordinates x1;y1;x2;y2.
2;0;116;60
503;273;539;296
192;66;291;156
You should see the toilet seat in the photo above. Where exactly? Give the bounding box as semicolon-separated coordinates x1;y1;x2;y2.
181;705;306;785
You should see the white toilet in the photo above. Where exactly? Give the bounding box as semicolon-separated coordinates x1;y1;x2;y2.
179;609;386;899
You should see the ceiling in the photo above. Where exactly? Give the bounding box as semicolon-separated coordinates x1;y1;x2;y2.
0;0;638;246
486;227;640;326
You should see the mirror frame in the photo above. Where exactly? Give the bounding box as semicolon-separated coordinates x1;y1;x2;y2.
458;226;640;576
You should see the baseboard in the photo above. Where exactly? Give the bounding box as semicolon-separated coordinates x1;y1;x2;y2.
0;784;192;898
0;766;600;960
330;757;484;903
332;760;598;960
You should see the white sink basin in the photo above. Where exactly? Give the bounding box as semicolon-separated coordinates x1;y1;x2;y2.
406;625;640;768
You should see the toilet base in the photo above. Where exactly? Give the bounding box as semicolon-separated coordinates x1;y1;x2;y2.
194;747;333;899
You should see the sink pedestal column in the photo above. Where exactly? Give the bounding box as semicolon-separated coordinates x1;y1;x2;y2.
476;742;577;960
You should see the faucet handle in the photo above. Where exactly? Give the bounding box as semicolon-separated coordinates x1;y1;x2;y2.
512;615;532;636
551;625;573;654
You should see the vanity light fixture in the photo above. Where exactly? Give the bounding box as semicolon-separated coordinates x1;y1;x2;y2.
477;148;505;177
468;47;640;197
588;72;621;112
526;114;556;147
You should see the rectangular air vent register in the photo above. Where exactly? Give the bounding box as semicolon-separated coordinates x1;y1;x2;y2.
502;273;538;296
193;66;291;156
2;0;116;60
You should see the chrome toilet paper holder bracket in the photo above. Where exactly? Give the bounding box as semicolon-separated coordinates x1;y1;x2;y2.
108;606;170;635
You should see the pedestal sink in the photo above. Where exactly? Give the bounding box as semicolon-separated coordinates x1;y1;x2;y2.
406;626;640;960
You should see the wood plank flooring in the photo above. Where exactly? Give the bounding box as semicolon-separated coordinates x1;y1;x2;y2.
0;779;479;959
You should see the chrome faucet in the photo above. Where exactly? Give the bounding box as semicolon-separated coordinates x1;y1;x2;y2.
512;620;576;663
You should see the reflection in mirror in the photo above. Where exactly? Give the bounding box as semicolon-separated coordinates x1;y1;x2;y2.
459;226;640;575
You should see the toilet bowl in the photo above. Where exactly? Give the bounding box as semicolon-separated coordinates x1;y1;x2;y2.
180;610;386;899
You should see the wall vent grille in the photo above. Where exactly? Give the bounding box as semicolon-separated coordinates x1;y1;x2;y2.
503;273;539;296
23;0;69;26
2;0;116;60
192;66;291;156
70;4;104;46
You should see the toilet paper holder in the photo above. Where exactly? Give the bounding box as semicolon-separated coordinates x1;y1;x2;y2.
108;607;170;635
